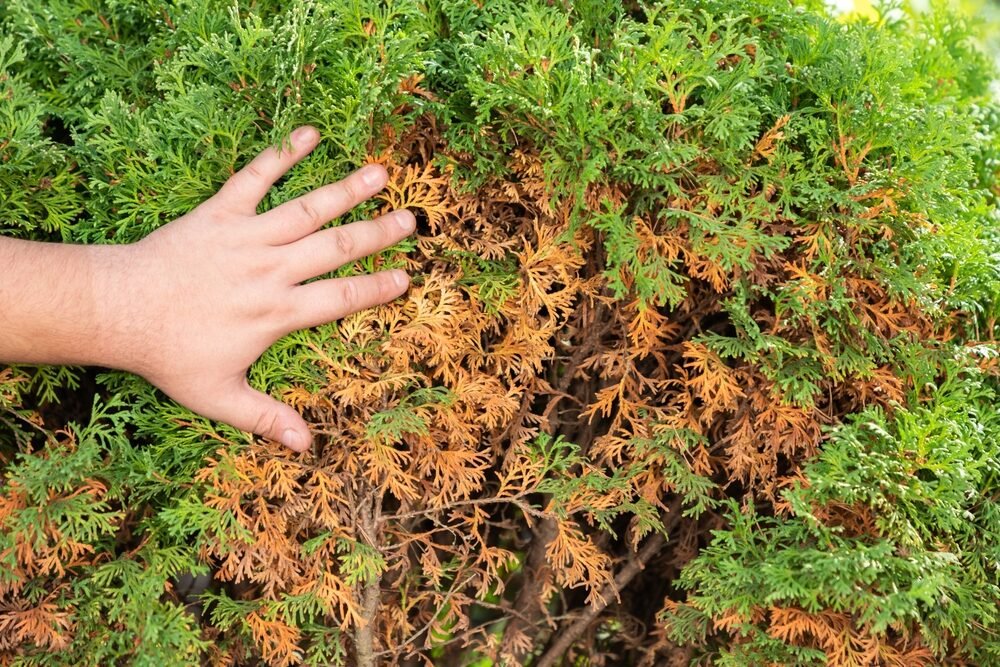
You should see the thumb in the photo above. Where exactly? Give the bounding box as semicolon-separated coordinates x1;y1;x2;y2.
220;378;313;452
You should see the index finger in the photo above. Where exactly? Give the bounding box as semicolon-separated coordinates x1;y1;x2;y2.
215;125;321;214
253;163;389;246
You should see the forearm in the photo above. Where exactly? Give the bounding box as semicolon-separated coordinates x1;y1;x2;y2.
0;236;135;369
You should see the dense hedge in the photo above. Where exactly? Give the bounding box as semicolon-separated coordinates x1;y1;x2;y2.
1;1;999;665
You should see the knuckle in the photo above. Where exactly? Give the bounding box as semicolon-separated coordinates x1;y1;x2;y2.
297;197;322;227
341;177;362;204
252;409;281;440
331;227;355;258
378;271;396;296
239;291;274;321
195;199;230;224
339;279;359;311
252;263;278;285
244;163;264;181
378;216;398;241
247;249;281;281
378;271;399;302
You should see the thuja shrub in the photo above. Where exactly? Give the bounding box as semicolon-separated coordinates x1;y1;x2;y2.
1;1;999;665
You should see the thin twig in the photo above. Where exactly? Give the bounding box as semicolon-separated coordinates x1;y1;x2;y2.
533;501;684;667
383;493;546;524
374;574;477;659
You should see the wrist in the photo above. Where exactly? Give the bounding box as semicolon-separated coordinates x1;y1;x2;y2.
86;241;150;374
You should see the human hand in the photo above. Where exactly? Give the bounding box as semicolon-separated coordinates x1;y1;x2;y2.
98;125;413;452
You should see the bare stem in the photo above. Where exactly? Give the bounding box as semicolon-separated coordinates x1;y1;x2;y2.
533;501;683;667
354;489;382;667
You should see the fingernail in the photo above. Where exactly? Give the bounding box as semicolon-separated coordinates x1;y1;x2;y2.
361;164;386;187
282;428;307;452
396;210;415;233
291;126;318;144
393;270;409;289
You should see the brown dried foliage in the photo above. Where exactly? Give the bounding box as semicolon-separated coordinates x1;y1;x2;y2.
0;113;955;666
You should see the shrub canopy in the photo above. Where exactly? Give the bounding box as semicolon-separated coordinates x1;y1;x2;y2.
1;1;999;665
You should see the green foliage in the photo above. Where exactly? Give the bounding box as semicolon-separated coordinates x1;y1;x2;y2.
0;35;81;238
1;0;999;665
664;360;1000;662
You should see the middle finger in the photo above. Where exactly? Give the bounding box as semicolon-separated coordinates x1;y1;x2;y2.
280;208;415;284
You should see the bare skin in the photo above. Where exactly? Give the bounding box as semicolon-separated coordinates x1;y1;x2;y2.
0;125;414;452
